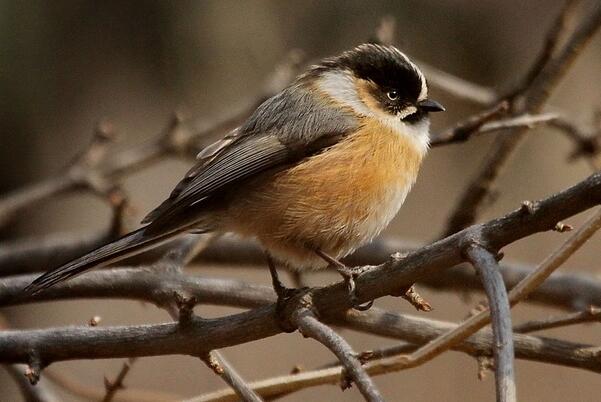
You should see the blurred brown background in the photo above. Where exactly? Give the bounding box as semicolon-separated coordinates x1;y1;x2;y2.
1;0;600;401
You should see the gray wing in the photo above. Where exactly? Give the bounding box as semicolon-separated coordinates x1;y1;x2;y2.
141;83;358;226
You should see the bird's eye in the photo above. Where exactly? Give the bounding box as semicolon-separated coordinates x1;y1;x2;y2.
387;90;399;101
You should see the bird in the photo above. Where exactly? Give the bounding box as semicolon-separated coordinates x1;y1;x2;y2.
25;43;444;310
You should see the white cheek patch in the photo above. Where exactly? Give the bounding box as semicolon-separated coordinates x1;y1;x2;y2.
318;70;372;116
318;67;430;157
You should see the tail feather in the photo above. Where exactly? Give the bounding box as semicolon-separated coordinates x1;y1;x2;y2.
25;226;179;294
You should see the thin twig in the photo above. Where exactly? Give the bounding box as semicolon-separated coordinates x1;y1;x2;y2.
505;0;580;101
513;306;601;334
0;51;304;228
371;14;497;106
103;358;136;402
201;351;263;402
549;116;601;170
466;245;516;402
44;369;181;402
442;4;601;236
293;308;384;402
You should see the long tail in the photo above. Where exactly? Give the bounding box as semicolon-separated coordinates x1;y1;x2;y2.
25;226;184;294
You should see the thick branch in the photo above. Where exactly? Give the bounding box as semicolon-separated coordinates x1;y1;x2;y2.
191;307;601;402
0;173;600;368
400;207;601;369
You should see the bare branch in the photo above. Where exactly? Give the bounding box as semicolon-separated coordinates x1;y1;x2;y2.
370;14;497;105
466;245;516;402
399;207;601;369
0;51;304;228
549;116;601;169
103;358;136;402
442;5;601;236
189;306;601;402
3;365;58;402
44;369;180;402
1;173;600;367
418;62;498;105
293;307;383;401
201;351;263;402
4;232;601;312
506;0;579;100
513;306;601;334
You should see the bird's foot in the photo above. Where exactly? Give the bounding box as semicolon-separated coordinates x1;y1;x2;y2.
315;249;374;311
273;284;311;332
335;265;374;311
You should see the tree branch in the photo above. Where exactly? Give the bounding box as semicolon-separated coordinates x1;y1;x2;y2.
513;306;601;334
442;4;601;236
397;206;601;369
293;307;383;401
189;306;601;402
0;172;600;366
466;245;516;402
201;351;263;402
3;365;58;402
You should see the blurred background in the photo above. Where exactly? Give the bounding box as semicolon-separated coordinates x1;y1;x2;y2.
1;0;600;401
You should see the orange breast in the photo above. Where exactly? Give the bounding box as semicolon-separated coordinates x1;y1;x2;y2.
226;118;426;269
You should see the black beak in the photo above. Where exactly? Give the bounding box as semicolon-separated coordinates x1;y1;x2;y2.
418;99;445;112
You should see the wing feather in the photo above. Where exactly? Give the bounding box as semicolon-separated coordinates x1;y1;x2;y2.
141;83;358;225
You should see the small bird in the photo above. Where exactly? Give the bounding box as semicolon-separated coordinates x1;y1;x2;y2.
26;44;444;308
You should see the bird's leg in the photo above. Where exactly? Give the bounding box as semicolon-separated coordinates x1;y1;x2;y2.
266;253;306;333
266;253;295;300
315;249;374;311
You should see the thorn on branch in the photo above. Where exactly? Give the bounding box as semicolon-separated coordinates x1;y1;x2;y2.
202;352;224;375
77;120;117;168
520;200;538;215
24;362;41;385
477;355;494;380
401;285;433;312
290;364;303;374
358;351;375;365
339;368;353;391
89;315;102;327
554;221;574;233
174;291;197;323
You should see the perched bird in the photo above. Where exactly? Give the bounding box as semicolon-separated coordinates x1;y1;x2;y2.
26;44;444;308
